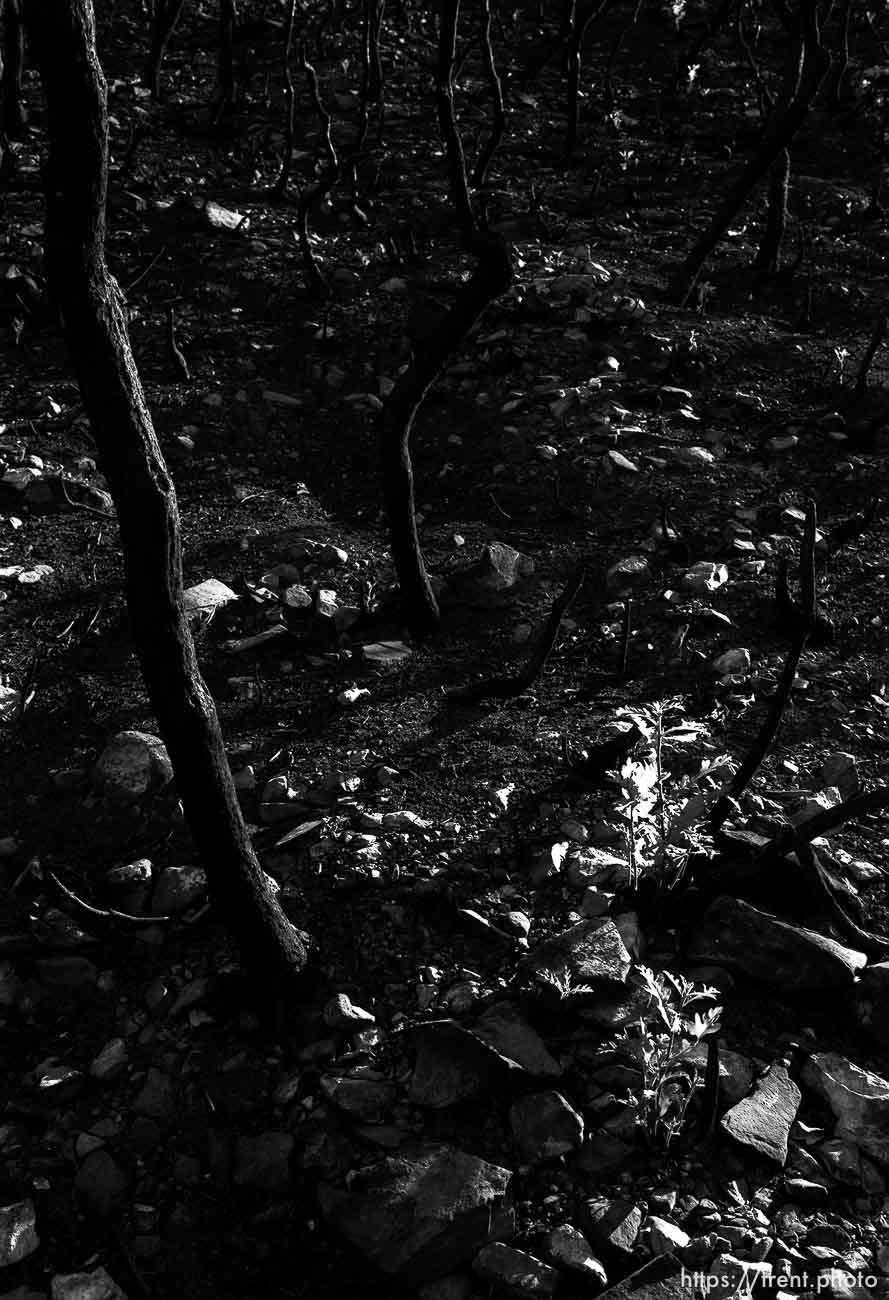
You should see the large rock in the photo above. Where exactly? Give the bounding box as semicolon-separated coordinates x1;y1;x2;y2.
183;577;238;626
520;919;632;989
471;1003;562;1077
802;1053;889;1168
0;1199;39;1265
50;1267;127;1299
544;1224;607;1285
720;1064;800;1164
409;1021;524;1108
94;730;173;803
150;864;208;915
473;1243;558;1298
590;1252;686;1300
318;1144;513;1285
509;1091;584;1160
687;896;866;988
678;1044;755;1106
580;1198;643;1258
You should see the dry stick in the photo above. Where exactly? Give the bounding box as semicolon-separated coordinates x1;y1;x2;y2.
854;312;888;394
355;0;385;150
710;500;817;836
144;0;187;99
618;597;632;680
458;564;586;702
45;869;172;933
273;0;298;198
166;304;190;380
378;0;513;638
123;245;167;296
295;41;338;291
565;0;614;154
471;0;506;187
436;0;475;237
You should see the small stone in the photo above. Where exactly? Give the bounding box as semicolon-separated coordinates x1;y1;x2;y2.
150;864;207;915
642;1215;690;1255
183;578;238;626
545;1223;607;1284
90;1038;128;1080
94;730;173;803
510;1091;584;1160
323;993;375;1029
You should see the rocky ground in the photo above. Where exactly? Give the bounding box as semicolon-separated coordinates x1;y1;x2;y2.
3;3;889;1298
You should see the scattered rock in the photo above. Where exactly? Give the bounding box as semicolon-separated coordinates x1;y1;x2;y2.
320;1075;396;1122
581;1198;643;1258
50;1266;127;1299
509;1091;584;1160
318;1143;514;1284
705;1255;772;1300
544;1223;608;1284
323;993;375;1029
362;641;413;670
473;1243;558;1298
471;1003;562;1077
182;577;238;626
410;1020;524;1107
520;918;632;988
802;1053;889;1167
688;896;866;988
591;1252;687;1300
0;1199;39;1265
721;1063;800;1164
820;752;858;799
641;1216;690;1255
150;864;207;914
94;730;173;803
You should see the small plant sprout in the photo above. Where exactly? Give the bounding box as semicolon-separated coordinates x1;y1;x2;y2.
610;966;722;1150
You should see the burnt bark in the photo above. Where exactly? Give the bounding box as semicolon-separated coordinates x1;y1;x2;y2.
672;0;830;305
144;0;187;100
1;0;27;139
23;0;311;992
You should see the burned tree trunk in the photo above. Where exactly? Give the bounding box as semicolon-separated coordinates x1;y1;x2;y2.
1;0;27;139
671;0;830;305
23;0;311;992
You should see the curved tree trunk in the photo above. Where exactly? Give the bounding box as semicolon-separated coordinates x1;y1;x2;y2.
671;0;830;305
144;0;187;100
1;0;27;139
23;0;311;993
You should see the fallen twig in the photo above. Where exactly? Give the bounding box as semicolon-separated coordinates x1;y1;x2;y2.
45;869;172;935
453;564;585;702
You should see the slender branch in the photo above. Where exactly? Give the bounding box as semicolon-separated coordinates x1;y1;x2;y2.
710;500;816;833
